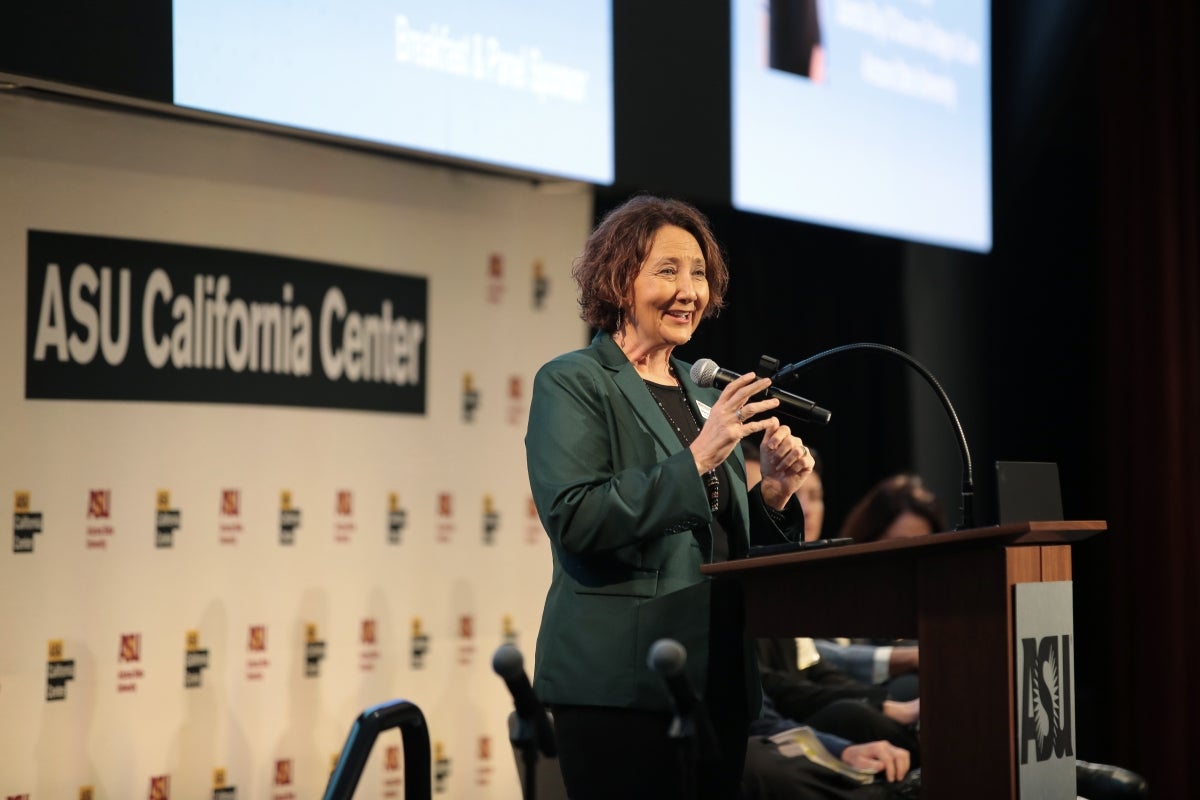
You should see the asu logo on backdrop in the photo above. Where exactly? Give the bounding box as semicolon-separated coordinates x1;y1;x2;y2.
219;489;242;545
185;630;210;688
506;374;525;426
436;492;455;543
334;489;355;543
212;767;236;799
117;633;145;693
411;617;430;669
532;259;549;309
88;489;111;519
249;625;267;652
148;775;169;800
272;759;295;800
120;633;142;663
382;744;403;798
387;492;407;545
304;623;326;678
1020;634;1075;764
486;252;505;304
525;496;543;545
85;488;114;549
79;788;94;800
246;625;270;681
482;494;500;545
502;614;519;647
475;735;494;787
461;372;480;422
434;741;452;794
360;618;379;673
13;490;44;553
457;614;475;666
155;489;181;548
279;490;302;546
46;638;76;701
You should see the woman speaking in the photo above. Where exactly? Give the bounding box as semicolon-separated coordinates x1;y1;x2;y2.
525;195;816;798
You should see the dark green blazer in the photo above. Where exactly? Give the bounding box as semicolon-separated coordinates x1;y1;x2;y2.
525;332;800;712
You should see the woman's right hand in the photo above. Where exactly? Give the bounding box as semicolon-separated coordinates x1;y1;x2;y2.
690;372;780;474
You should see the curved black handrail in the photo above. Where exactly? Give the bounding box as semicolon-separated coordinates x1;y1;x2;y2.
323;698;431;800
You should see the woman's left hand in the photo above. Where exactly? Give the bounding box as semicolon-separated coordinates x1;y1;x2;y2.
757;421;815;510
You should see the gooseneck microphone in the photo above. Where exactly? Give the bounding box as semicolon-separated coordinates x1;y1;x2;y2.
774;342;976;529
690;358;832;425
492;644;557;758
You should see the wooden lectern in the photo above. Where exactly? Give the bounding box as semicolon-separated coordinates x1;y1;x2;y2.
702;520;1105;800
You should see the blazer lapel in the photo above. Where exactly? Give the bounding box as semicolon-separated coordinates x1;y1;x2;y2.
593;333;685;456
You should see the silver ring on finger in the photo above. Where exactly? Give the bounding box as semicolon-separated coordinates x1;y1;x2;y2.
735;407;744;422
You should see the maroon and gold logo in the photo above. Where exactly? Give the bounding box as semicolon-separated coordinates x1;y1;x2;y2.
119;633;141;663
274;759;292;786
438;493;453;517
248;626;267;652
87;489;111;519
478;736;491;760
220;489;240;517
79;788;95;800
385;745;401;772
459;616;473;640
336;490;352;516
148;775;169;800
361;619;377;645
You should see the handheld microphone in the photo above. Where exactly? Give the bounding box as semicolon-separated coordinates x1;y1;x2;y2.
492;644;557;757
690;358;832;425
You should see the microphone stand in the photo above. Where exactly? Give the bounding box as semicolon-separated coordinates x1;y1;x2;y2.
507;711;541;800
774;342;976;529
667;707;701;800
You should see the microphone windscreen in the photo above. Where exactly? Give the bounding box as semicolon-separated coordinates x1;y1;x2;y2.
492;643;524;680
647;638;687;677
690;359;719;388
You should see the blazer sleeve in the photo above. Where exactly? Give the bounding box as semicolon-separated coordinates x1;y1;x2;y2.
525;355;714;556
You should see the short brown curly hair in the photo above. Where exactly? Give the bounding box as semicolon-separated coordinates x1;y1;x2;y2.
572;195;729;332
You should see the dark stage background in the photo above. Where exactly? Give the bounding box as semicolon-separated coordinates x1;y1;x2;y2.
601;1;1198;796
4;0;1197;794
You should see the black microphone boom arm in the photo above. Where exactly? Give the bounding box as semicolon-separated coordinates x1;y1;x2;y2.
774;343;976;530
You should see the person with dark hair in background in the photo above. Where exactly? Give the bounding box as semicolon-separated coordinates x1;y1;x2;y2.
525;194;816;799
839;473;944;544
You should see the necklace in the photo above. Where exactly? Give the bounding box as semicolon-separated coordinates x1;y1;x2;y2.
644;365;721;512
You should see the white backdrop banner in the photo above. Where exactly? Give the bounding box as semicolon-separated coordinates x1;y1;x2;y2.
0;91;591;800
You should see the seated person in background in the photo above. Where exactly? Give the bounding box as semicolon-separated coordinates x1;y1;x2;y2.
741;441;921;798
815;474;939;697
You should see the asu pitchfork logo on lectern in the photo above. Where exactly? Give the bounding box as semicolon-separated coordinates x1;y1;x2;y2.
1019;633;1075;763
